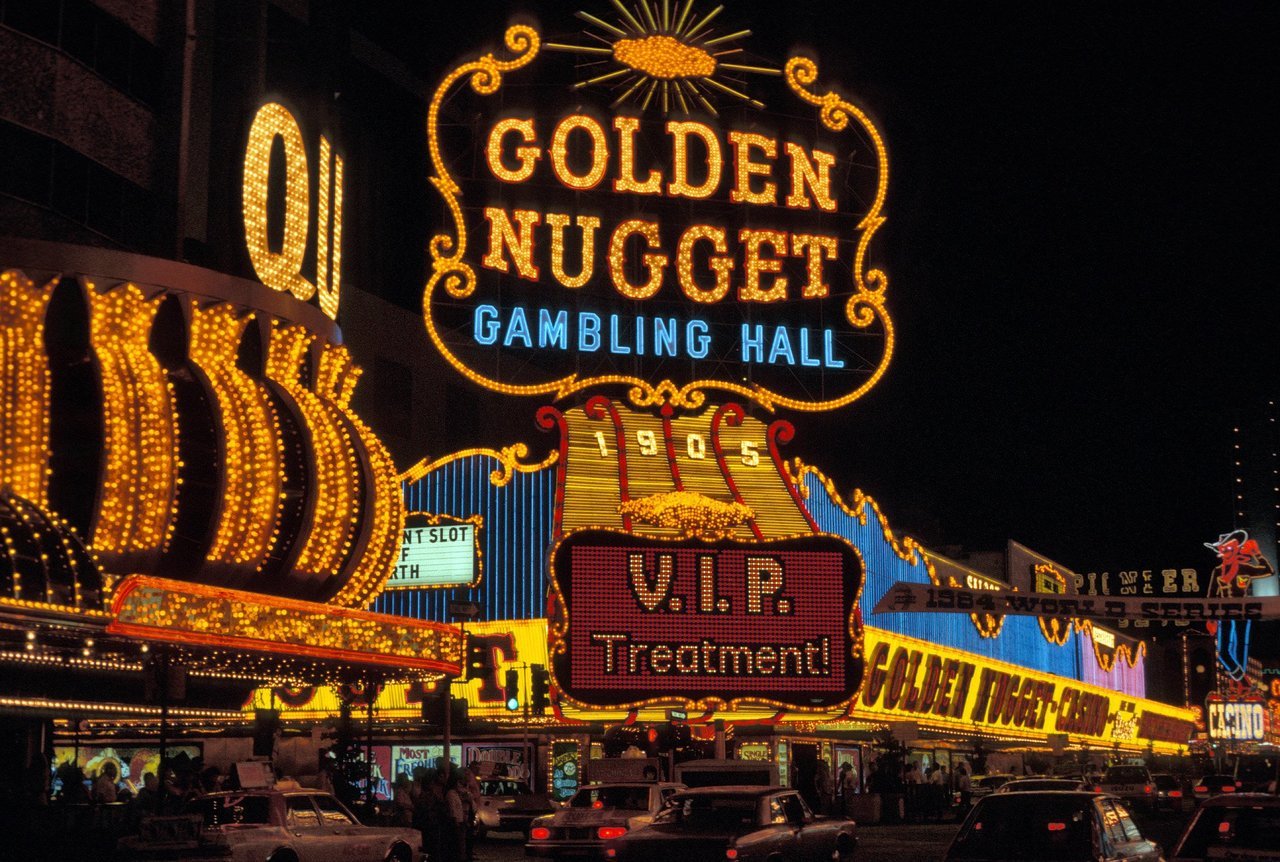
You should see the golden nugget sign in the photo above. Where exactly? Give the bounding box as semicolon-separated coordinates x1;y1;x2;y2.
424;9;891;411
858;629;1194;748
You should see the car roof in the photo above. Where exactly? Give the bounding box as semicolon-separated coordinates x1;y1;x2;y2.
205;790;284;797
672;785;786;798
1196;793;1280;807
977;790;1102;801
580;782;680;790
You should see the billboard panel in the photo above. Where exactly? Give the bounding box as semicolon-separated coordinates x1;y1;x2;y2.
549;530;863;711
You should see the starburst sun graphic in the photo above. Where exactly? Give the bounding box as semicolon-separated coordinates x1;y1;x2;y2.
546;1;780;115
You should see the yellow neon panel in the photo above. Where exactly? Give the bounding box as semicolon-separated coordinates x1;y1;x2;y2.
0;270;56;506
188;303;284;569
87;281;179;559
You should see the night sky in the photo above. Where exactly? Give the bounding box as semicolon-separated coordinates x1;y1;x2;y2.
351;2;1275;586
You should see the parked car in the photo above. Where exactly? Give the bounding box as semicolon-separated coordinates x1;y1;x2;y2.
476;778;556;837
1190;774;1242;803
118;790;421;861
1168;793;1280;861
945;791;1162;862
995;778;1091;794
968;774;1017;804
673;759;779;788
603;785;856;862
526;782;684;859
1097;765;1156;811
1151;773;1186;812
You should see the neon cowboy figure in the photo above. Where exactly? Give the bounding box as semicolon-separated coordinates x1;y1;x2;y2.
1204;530;1276;680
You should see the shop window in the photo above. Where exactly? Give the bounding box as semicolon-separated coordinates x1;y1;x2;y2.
1;120;157;250
0;123;52;205
2;1;60;45
50;145;89;224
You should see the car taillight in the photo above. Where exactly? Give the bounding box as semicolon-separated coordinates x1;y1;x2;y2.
1222;785;1235;793
605;850;616;859
531;828;551;841
726;850;739;860
1047;822;1067;832
1144;785;1153;794
597;826;627;840
1195;786;1208;793
1169;790;1182;798
1093;785;1102;792
593;800;604;809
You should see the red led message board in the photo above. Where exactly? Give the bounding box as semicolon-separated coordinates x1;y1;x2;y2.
548;530;864;711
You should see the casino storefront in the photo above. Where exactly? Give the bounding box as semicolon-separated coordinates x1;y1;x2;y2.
0;1;1198;832
0;238;461;818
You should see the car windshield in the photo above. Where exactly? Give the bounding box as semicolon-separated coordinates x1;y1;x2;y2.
1102;767;1148;783
655;796;758;829
1175;804;1280;858
1152;775;1179;790
570;787;651;811
1196;776;1238;789
189;794;272;826
950;796;1093;861
999;780;1079;793
481;780;528;796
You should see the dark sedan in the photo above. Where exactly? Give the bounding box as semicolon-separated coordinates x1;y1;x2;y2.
604;786;856;862
945;791;1162;862
994;778;1091;794
1169;793;1280;862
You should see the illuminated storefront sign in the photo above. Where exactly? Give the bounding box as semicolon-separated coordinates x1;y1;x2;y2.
242;102;343;320
549;739;582;802
549;530;863;711
422;14;892;412
855;628;1193;749
385;513;481;589
110;575;462;674
1077;568;1201;597
1205;698;1266;741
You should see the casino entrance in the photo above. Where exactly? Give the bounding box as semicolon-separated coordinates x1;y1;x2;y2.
790;740;821;809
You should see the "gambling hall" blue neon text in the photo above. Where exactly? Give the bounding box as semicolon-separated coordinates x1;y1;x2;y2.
472;304;846;368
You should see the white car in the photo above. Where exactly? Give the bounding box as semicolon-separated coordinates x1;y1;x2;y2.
475;777;556;836
120;790;421;862
526;782;684;858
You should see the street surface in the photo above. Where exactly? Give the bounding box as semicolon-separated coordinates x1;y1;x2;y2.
471;808;1192;862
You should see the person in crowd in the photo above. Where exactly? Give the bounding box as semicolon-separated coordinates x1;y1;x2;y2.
55;764;90;804
392;774;415;828
460;763;482;861
415;769;446;862
92;762;119;803
955;762;972;810
813;760;832;815
837;761;857;815
444;771;468;862
199;766;222;795
928;764;949;820
134;772;161;815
